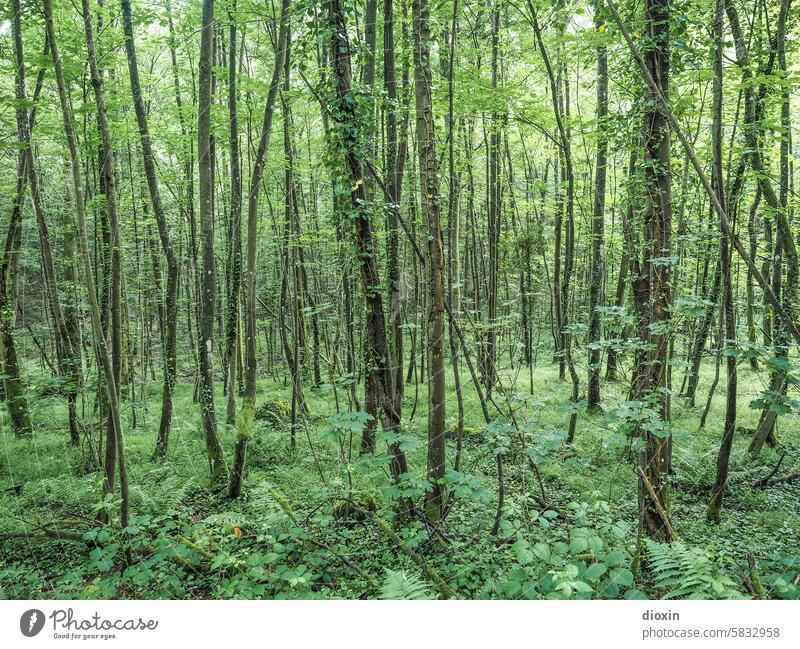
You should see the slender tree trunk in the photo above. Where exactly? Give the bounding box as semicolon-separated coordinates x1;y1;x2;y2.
326;0;412;511
228;0;290;498
384;0;408;416
745;188;761;371
606;155;635;381
121;0;180;459
282;36;305;449
46;0;129;536
485;5;500;396
224;0;242;429
197;0;226;481
708;0;737;522
528;3;579;441
446;0;465;472
685;258;721;406
413;0;446;522
587;0;608;411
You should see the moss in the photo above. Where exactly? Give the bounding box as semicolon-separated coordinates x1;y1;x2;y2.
253;399;291;426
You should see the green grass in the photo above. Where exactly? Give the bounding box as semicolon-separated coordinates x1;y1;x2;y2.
1;355;798;599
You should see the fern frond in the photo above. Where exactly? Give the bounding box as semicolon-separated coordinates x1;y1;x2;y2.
379;569;433;600
646;541;744;600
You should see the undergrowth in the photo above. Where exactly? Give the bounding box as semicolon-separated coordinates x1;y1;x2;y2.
1;362;798;600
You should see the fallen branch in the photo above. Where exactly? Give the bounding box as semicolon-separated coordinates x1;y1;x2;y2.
755;471;800;489
268;488;378;590
366;510;460;599
2;522;205;574
637;466;678;542
0;528;87;543
754;452;787;488
740;552;766;600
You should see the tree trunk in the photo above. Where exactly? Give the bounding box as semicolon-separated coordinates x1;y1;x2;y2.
224;0;242;429
413;0;446;522
707;0;737;522
638;0;673;542
326;0;412;511
46;0;129;536
587;0;608;411
121;0;180;459
2;1;34;438
228;0;291;498
197;0;226;481
485;5;500;396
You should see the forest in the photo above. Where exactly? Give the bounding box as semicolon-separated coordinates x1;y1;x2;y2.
0;0;798;601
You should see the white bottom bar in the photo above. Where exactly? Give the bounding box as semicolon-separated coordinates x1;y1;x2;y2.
1;600;796;648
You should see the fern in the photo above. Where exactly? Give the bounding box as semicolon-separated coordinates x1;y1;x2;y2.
135;472;197;515
646;541;744;599
379;569;433;600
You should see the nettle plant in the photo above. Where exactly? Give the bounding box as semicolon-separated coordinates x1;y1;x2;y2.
490;499;642;600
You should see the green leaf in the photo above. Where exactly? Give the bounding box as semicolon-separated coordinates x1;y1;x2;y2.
610;567;634;587
585;563;608;580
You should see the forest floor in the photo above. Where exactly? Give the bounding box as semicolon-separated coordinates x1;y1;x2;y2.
1;360;798;599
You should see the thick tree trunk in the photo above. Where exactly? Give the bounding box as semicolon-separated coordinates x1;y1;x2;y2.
3;1;34;438
638;0;673;542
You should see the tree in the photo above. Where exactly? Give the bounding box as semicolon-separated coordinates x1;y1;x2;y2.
2;0;34;438
326;0;412;507
45;0;130;534
485;4;500;396
224;0;242;429
413;0;447;522
229;0;291;498
587;0;608;412
637;0;674;542
197;0;226;480
121;0;180;458
707;0;736;522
